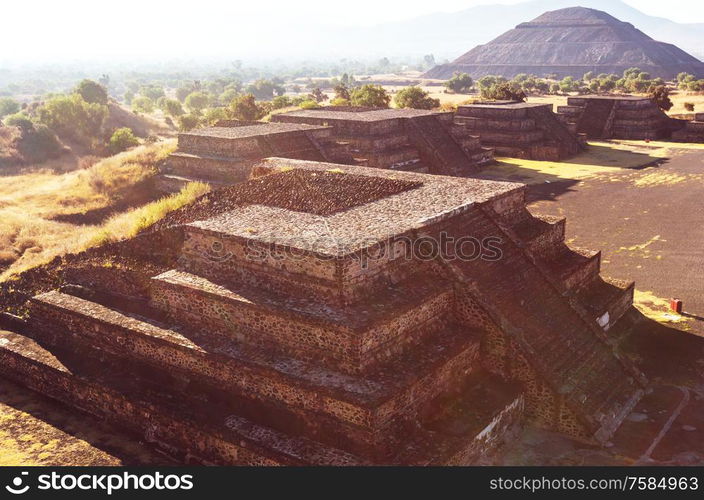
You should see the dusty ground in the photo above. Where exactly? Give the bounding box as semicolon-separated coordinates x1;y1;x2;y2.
0;377;173;466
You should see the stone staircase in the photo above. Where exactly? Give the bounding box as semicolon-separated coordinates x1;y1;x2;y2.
428;194;644;441
404;115;486;176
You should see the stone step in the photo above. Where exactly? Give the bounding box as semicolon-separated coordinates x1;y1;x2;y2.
537;245;601;293
395;370;525;465
363;145;420;168
29;291;482;441
509;213;566;258
149;269;454;373
0;328;364;465
570;276;635;331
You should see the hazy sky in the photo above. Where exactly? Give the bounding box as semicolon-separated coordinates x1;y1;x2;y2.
2;0;703;62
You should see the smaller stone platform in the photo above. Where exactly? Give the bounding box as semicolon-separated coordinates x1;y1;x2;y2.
454;102;585;161
272;107;494;176
159;122;350;192
557;95;675;140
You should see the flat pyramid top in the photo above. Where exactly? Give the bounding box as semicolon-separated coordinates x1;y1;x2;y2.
187;158;523;256
529;7;622;25
279;107;445;122
179;122;327;140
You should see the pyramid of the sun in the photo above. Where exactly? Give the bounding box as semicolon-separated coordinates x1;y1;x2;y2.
424;7;704;80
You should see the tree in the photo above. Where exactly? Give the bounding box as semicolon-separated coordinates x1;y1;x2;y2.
271;95;293;109
124;90;135;105
203;107;229;126
228;94;265;121
444;72;474;94
309;88;328;103
185;92;210;113
246;79;285;100
75;79;108;105
350;84;390;108
0;97;19;118
36;94;108;147
394;86;440;110
177;114;201;132
139;85;165;101
583;71;594;82
108;127;139;154
131;96;155;113
649;85;673;111
685;102;695;112
423;54;436;69
334;84;350;100
163;98;184;117
3;112;34;132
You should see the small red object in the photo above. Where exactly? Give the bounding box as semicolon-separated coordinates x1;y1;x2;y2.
670;298;683;314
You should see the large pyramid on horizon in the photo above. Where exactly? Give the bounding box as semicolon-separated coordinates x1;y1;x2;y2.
424;6;704;80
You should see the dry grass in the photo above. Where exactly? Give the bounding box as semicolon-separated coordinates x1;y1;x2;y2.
477;141;669;185
0;140;205;281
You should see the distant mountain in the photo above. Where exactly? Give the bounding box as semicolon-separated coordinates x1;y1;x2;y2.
347;0;704;62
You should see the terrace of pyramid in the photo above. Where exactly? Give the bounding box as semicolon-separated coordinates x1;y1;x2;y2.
454;101;586;161
0;157;647;465
271;107;494;175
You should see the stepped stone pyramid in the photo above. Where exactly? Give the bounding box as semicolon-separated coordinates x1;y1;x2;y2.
556;95;679;140
454;102;585;160
159;121;350;192
272;107;494;176
425;6;704;80
0;158;645;464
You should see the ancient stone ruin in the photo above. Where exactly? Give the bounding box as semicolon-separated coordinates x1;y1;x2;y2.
454;102;585;161
272;107;494;176
556;95;676;140
159;122;350;192
425;6;704;80
0;158;645;464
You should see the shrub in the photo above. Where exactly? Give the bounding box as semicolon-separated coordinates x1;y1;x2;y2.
684;102;695;112
203;107;229;125
330;97;350;106
185;92;210;113
228;94;265;121
480;82;526;101
0;97;20;118
131;96;154;114
162;98;184;117
18;125;64;163
444;72;473;94
3;112;34;132
648;85;673;111
75;79;108;105
299;100;319;109
139;85;165;101
350;84;390;108
108;127;139;154
177;114;201;131
394;86;440;110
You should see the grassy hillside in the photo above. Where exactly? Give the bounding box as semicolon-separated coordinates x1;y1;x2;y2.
0;140;209;280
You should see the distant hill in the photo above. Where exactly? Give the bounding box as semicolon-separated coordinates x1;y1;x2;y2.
423;6;704;80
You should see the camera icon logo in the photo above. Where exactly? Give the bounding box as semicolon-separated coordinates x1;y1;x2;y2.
6;471;30;494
